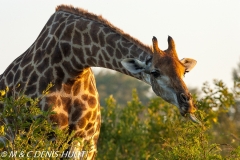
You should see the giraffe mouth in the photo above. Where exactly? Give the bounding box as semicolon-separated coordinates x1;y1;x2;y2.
189;113;202;125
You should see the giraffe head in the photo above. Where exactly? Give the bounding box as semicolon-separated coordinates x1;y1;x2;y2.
121;36;200;123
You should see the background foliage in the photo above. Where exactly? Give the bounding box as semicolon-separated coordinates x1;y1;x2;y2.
95;70;152;105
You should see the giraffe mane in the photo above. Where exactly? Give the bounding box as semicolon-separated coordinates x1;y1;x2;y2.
56;4;152;54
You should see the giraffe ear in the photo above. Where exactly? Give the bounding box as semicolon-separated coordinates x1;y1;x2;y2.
181;58;197;72
121;58;146;74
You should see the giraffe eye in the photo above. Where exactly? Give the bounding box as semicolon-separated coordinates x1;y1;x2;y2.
151;70;161;78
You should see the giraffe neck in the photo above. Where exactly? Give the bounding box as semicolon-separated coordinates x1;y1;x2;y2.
0;6;154;158
35;7;152;80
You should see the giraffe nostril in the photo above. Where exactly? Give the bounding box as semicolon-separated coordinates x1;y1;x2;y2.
180;93;188;103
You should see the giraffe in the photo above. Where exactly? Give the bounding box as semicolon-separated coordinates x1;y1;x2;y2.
0;5;199;159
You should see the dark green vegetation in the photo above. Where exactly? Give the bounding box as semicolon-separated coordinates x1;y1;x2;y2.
0;86;89;159
97;81;240;159
0;93;76;159
1;62;240;159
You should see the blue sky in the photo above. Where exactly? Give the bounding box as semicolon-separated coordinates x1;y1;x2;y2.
0;1;239;89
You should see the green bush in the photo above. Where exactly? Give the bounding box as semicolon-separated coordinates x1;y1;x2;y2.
0;94;73;158
0;80;239;159
0;90;90;159
97;80;240;160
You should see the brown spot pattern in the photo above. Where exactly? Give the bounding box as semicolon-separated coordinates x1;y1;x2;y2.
61;96;72;113
78;118;87;128
88;96;97;107
71;106;82;122
72;81;81;96
81;94;88;101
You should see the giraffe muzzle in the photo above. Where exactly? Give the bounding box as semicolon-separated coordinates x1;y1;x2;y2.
179;93;202;124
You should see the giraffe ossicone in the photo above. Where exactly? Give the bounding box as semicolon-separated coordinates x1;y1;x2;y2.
0;5;199;159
